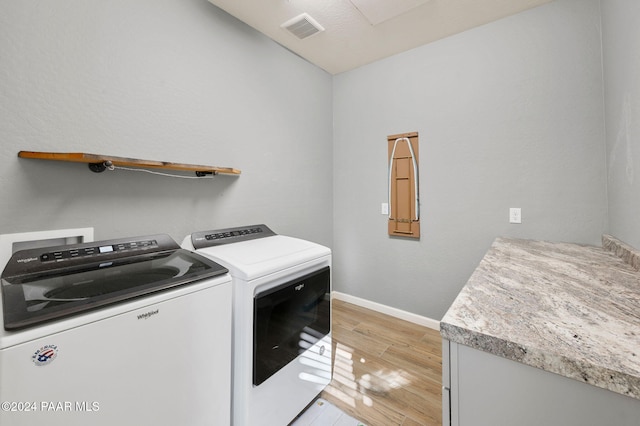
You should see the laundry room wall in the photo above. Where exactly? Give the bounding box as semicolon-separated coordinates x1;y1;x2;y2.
332;0;608;320
602;0;640;249
0;0;333;247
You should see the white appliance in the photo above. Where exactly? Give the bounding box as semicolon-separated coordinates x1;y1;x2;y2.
182;225;332;426
0;234;232;426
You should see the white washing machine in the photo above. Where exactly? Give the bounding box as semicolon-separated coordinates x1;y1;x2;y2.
0;234;232;426
182;225;332;426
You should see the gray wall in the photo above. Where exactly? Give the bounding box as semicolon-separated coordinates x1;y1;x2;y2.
602;0;640;249
0;0;333;246
332;0;608;319
2;0;632;322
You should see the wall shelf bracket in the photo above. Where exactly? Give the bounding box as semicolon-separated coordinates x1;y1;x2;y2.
88;162;110;173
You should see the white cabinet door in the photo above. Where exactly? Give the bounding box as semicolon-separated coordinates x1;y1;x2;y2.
446;342;640;426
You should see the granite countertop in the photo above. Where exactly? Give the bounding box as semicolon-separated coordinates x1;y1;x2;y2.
440;235;640;400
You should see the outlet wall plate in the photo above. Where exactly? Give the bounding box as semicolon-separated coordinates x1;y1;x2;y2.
509;208;522;224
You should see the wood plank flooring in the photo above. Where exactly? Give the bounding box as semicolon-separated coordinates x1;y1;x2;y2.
321;299;442;426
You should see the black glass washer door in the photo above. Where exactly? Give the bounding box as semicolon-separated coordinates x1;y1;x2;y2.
2;249;227;330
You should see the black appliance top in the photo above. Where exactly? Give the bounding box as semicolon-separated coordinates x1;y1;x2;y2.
190;224;277;249
1;234;228;330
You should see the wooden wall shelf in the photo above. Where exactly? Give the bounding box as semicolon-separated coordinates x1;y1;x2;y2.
18;151;241;177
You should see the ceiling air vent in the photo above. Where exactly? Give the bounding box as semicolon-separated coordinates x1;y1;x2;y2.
281;13;324;40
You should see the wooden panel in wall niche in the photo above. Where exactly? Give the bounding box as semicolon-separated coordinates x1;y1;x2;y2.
388;132;420;238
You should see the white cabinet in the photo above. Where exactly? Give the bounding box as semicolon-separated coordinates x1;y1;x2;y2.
442;339;640;426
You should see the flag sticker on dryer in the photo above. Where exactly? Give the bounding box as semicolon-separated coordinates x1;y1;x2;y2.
32;345;59;367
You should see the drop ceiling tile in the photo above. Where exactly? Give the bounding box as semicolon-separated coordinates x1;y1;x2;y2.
348;0;431;26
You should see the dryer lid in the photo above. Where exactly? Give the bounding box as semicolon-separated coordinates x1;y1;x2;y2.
192;234;330;281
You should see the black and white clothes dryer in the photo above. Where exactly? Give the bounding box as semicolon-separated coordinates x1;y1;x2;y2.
183;225;332;426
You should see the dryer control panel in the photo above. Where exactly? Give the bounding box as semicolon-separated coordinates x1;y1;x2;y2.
190;224;276;249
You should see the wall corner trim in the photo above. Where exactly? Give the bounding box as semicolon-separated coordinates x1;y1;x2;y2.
332;291;440;330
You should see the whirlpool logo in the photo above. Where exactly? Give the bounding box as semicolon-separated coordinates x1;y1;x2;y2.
137;309;159;320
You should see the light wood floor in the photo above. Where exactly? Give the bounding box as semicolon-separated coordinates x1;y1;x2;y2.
321;299;442;426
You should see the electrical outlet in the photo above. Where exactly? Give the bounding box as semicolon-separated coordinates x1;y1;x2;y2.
509;208;522;224
381;203;389;215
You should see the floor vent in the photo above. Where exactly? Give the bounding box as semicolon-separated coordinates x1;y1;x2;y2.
281;13;324;39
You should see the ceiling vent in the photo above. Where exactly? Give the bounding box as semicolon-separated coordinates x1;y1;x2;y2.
281;13;325;40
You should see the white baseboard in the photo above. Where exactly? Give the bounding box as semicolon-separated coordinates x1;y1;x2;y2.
331;291;440;331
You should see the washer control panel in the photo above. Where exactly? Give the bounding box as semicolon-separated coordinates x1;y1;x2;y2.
2;234;178;277
40;239;158;263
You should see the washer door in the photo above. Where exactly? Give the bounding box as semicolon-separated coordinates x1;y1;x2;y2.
253;266;330;386
2;249;227;330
